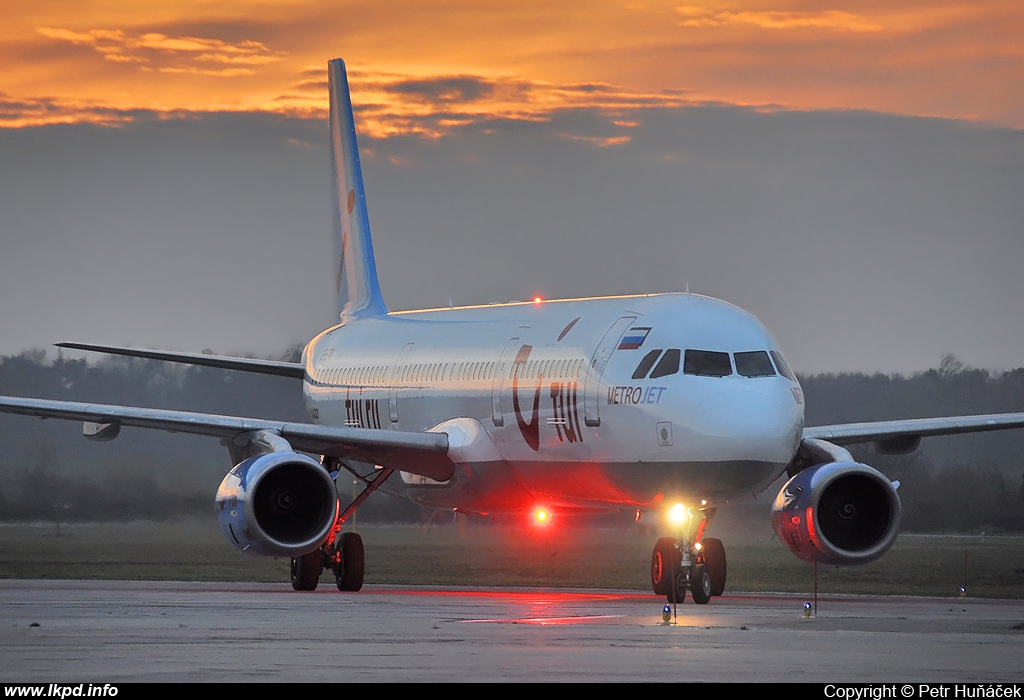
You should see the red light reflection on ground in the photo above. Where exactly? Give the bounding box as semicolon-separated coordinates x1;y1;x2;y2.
369;588;651;602
461;614;625;625
366;588;654;624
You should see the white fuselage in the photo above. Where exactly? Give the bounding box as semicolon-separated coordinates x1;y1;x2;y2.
301;292;805;513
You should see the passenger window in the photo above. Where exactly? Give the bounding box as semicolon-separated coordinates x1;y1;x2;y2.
632;350;662;380
650;349;681;379
770;350;796;381
735;351;776;378
683;350;732;377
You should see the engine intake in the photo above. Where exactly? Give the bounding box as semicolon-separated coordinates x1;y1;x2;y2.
770;461;901;566
215;452;338;557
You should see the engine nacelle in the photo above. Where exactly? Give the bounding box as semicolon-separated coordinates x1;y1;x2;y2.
770;461;901;566
215;452;338;557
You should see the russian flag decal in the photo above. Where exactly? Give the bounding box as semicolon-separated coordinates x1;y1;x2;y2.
618;327;651;350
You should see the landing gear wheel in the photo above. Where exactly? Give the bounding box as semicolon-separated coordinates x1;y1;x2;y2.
291;549;322;591
651;537;680;596
335;532;365;592
666;572;686;604
702;537;727;597
691;563;712;604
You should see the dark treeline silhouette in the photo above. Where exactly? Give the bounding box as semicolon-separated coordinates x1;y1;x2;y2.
0;351;1021;530
801;355;1024;532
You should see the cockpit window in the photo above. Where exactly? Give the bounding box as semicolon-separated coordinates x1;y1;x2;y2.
770;350;796;381
683;349;732;377
632;349;662;380
650;348;681;379
735;351;776;377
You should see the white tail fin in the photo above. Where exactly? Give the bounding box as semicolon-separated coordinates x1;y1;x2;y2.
329;58;387;320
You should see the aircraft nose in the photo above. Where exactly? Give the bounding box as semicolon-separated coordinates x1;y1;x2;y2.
682;389;801;463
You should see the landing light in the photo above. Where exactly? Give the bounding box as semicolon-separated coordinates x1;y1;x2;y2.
533;508;550;525
667;503;690;527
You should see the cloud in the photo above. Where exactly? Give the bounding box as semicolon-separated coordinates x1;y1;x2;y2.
35;26;284;75
555;133;632;147
0;92;154;128
156;66;260;78
327;71;710;140
675;7;883;32
262;69;712;140
389;76;494;103
2;1;1020;132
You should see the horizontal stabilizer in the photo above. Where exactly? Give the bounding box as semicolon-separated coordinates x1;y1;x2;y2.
56;342;305;379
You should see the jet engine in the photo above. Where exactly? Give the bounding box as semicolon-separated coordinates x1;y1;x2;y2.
770;461;901;566
215;452;338;557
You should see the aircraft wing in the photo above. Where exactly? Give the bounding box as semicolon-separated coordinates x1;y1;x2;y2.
0;396;453;481
804;412;1024;446
55;342;305;379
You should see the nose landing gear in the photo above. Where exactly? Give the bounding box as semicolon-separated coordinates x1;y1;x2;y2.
649;506;727;604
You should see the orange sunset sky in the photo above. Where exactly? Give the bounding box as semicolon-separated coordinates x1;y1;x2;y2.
1;1;1023;373
3;0;1022;134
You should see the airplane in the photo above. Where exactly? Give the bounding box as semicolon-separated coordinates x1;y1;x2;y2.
2;57;1024;603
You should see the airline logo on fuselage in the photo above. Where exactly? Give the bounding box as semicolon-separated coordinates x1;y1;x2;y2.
608;385;667;405
512;344;583;450
345;386;382;429
549;380;583;444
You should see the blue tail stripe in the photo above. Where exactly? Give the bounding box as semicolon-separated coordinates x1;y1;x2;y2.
329;58;388;320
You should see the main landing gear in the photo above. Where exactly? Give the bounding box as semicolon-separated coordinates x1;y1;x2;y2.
650;508;727;605
290;461;394;592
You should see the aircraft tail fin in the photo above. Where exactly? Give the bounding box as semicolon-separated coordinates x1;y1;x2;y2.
329;58;388;321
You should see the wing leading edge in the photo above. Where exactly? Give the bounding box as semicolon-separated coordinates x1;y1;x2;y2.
0;396;453;481
804;412;1024;446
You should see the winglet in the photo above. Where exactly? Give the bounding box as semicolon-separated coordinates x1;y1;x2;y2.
329;58;388;320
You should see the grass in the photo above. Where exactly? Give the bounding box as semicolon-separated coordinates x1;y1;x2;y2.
1;518;1022;598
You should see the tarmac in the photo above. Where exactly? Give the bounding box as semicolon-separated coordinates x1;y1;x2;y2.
1;580;1023;682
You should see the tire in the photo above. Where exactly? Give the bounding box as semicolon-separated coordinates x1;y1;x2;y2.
691;563;712;604
666;571;686;604
291;549;322;591
702;537;727;597
651;537;680;596
335;532;365;592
